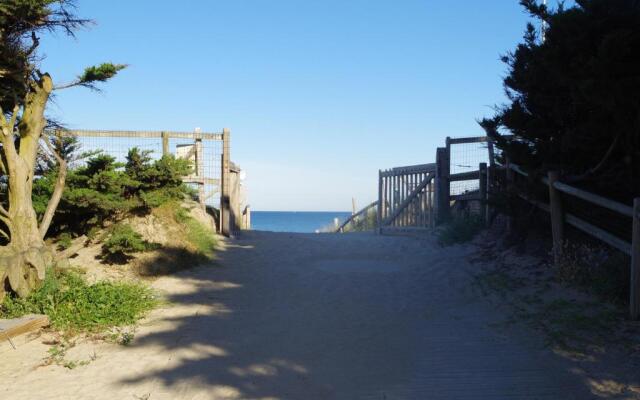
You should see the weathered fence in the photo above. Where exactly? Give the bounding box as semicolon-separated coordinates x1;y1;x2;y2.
373;134;640;319
377;163;436;233
54;128;248;236
336;201;378;233
495;160;640;319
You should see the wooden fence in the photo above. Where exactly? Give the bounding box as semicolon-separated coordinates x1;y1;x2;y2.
372;134;640;319
377;163;436;233
55;128;248;236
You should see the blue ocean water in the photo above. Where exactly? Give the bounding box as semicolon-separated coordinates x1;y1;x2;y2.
251;211;352;233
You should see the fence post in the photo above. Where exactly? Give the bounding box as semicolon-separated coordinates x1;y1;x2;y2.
548;171;564;266
631;198;640;320
505;158;515;234
195;136;205;211
220;128;231;237
377;170;383;234
435;147;450;223
479;162;488;226
161;131;169;156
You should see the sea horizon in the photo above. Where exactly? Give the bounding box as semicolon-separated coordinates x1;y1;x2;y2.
250;210;352;233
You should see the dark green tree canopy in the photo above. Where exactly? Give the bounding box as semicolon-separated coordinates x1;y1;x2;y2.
480;0;640;201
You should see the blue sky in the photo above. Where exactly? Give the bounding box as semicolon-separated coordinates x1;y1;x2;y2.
41;1;536;211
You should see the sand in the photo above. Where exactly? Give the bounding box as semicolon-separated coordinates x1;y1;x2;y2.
0;231;635;399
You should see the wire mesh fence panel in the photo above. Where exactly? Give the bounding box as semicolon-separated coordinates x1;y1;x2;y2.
58;130;225;209
449;140;491;196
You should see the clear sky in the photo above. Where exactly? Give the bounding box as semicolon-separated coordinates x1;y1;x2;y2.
41;1;536;211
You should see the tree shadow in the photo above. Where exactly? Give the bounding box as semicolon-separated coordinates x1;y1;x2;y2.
117;234;336;398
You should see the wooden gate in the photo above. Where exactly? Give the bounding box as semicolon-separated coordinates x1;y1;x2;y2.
377;163;436;233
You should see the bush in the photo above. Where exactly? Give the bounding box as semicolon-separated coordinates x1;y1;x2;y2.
33;145;194;237
0;268;157;333
56;232;73;250
101;224;150;263
437;215;484;246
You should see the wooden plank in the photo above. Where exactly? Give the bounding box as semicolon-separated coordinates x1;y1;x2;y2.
631;198;640;320
182;177;220;185
0;314;49;341
55;129;223;141
447;136;490;145
388;163;436;175
505;162;633;218
377;170;383;233
161;131;169;156
516;192;631;256
451;192;481;201
479;163;488;226
220;128;231;236
338;201;378;232
449;170;480;182
548;171;565;266
551;180;633;218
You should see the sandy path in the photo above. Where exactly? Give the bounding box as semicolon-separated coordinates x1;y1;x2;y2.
0;232;600;399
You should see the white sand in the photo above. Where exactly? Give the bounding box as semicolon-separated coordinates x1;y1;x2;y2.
0;231;631;399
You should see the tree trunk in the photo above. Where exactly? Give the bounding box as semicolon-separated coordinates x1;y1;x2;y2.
0;75;54;301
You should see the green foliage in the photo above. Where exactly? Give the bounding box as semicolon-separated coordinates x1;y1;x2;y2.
480;0;640;202
0;268;158;332
101;224;150;263
57;232;72;250
173;207;217;258
77;63;127;88
437;215;484;246
33;147;193;236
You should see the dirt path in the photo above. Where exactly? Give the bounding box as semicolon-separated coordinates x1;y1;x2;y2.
0;231;618;399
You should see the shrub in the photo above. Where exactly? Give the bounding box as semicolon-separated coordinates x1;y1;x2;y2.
57;233;73;250
0;268;157;333
33;146;194;237
101;224;150;263
437;215;484;246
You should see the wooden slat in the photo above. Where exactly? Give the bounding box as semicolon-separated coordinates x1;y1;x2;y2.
54;129;223;141
447;136;490;144
182;177;220;185
382;163;436;176
0;314;49;340
449;170;480;182
517;193;631;255
451;192;481;201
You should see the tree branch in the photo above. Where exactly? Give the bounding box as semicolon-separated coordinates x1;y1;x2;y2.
38;135;68;239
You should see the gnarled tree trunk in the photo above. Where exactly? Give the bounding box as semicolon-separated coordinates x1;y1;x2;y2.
0;74;57;301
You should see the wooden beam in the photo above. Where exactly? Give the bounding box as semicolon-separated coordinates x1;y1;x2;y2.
0;314;49;342
548;171;565;266
55;129;223;141
220;128;231;236
479;163;488;226
449;170;480;182
631;198;640;320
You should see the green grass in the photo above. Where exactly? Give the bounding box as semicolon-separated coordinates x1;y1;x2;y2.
437;215;484;246
174;206;217;258
0;268;158;333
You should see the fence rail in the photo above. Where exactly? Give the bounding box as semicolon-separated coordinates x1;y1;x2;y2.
373;134;640;319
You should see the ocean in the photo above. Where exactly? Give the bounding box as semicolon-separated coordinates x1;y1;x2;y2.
250;211;352;233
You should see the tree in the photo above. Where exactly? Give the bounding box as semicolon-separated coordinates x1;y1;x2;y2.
0;1;125;300
480;0;640;202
